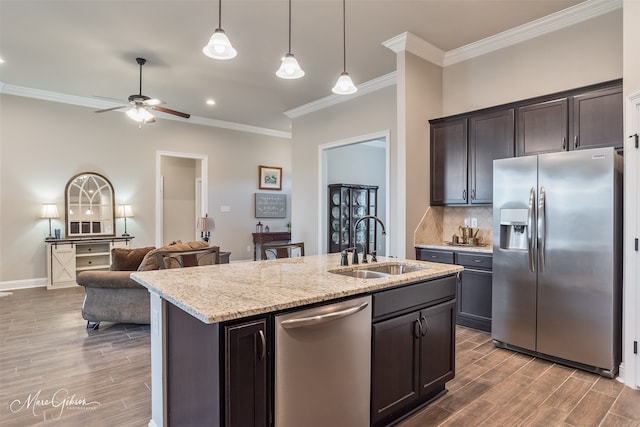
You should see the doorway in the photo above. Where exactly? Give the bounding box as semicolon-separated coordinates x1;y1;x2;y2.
155;151;208;247
319;131;390;255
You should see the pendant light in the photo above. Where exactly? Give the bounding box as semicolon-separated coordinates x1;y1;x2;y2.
276;0;305;79
202;0;237;60
332;0;357;95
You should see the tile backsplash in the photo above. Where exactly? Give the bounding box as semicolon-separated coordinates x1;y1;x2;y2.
415;206;493;246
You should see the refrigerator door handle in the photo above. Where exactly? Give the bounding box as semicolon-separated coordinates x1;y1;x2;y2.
527;187;536;272
538;186;546;272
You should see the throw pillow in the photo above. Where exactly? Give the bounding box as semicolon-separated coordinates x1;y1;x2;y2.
137;240;210;271
110;247;156;271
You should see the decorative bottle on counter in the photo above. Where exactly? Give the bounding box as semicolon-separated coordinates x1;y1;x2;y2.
256;222;263;233
265;225;270;233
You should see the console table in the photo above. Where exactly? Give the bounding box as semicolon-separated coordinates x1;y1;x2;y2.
252;232;291;260
46;236;134;290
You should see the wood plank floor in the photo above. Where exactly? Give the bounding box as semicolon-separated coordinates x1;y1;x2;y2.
1;287;638;426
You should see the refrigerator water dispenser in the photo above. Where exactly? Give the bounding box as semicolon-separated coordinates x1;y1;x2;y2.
499;208;528;250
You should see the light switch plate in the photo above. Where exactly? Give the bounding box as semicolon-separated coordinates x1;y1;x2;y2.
220;205;231;212
470;218;478;228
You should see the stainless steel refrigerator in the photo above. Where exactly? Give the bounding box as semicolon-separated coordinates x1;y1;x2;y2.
492;147;623;378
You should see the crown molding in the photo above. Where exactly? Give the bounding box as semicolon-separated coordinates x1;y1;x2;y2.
0;82;291;139
382;32;445;66
381;0;622;67
284;71;397;119
444;0;622;66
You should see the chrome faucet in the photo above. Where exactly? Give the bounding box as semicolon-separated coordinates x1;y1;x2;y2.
351;215;387;265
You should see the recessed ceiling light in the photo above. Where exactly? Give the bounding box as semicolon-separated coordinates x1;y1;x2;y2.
206;99;216;106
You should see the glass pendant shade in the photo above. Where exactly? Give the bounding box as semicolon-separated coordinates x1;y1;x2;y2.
202;29;237;60
126;106;154;123
332;72;357;95
276;53;305;79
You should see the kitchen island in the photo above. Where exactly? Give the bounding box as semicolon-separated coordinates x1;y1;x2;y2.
132;253;463;427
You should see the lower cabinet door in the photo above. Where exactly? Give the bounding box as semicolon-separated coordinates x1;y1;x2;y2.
371;311;420;426
225;319;268;427
419;301;456;396
457;269;493;332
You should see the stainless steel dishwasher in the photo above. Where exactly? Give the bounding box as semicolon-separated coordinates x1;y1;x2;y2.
274;295;372;427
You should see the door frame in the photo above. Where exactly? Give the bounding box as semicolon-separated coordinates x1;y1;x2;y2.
623;90;640;389
155;151;208;248
318;131;391;255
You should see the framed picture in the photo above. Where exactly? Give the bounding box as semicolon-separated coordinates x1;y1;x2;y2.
259;165;282;190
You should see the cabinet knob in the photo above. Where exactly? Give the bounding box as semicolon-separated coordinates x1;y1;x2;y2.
562;137;566;150
462;190;467;201
574;135;579;149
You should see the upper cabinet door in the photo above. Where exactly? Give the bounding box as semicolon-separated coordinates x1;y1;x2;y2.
469;109;515;205
517;98;568;156
572;86;623;150
430;119;468;205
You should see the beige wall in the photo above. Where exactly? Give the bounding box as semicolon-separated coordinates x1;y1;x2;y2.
401;52;443;257
0;94;291;284
291;86;397;256
442;10;623;116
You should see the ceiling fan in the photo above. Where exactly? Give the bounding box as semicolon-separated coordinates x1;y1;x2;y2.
95;57;190;124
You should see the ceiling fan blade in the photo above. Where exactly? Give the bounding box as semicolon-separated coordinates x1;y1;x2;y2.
152;105;191;119
95;105;128;113
93;95;128;103
144;98;164;106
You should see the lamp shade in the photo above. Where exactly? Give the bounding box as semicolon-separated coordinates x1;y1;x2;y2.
41;204;59;219
332;72;358;95
276;53;305;79
202;29;237;60
117;204;134;218
198;215;214;231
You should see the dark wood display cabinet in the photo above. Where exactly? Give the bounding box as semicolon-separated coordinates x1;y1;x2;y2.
371;276;456;427
328;183;378;254
416;248;493;333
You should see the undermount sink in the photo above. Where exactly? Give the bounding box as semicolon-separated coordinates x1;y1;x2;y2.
331;263;429;279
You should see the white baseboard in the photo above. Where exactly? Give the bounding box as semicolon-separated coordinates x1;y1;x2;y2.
0;277;46;291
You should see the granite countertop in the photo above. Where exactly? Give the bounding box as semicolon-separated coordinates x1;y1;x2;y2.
131;253;463;324
415;243;493;254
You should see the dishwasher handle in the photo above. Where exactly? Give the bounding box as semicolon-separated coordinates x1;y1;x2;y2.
280;301;369;329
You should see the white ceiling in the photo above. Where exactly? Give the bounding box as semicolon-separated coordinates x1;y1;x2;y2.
0;0;590;134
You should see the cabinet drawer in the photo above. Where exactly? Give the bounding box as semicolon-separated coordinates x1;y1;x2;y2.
415;249;455;264
373;276;456;319
456;253;492;270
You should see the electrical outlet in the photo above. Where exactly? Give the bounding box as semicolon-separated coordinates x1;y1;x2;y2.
470;218;478;228
246;245;252;252
464;218;470;227
220;205;231;212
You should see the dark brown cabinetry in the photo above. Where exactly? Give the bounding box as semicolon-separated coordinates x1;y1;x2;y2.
469;109;515;204
516;83;623;156
328;183;378;253
517;98;568;156
371;276;456;427
573;86;623;150
430;119;467;205
224;319;268;427
416;248;493;332
430;110;514;206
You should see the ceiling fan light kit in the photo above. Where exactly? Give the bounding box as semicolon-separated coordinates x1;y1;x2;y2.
275;0;304;80
94;57;191;125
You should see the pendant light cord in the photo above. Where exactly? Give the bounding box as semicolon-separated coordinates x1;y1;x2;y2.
288;0;292;53
218;0;222;29
342;0;346;73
